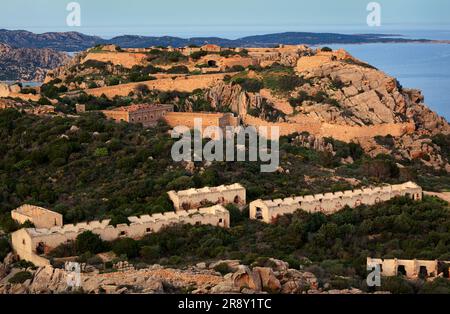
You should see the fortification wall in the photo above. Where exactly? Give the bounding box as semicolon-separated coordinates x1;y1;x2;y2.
168;184;246;211
11;205;229;266
85;73;229;98
11;204;63;229
250;182;422;223
164;112;238;131
367;257;449;278
243;115;415;142
82;52;148;69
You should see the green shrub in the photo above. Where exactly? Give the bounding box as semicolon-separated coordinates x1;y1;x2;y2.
112;238;139;258
76;231;106;255
380;276;414;294
0;237;11;262
166;66;190;74
9;271;33;284
213;262;233;275
140;245;160;263
232;77;263;93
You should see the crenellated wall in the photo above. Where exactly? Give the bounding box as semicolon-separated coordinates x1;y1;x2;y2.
249;182;422;223
168;183;246;211
11;205;229;266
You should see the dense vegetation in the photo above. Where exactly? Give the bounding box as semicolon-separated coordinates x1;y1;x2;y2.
0;109;410;231
49;196;450;293
0;109;449;293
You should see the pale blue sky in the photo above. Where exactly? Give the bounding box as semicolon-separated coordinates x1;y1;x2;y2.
1;0;450;38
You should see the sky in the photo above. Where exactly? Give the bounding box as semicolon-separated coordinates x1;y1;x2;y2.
1;0;450;38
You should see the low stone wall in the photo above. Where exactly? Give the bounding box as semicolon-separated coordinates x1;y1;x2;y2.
250;182;422;223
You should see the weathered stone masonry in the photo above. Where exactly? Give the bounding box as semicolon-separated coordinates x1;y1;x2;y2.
11;205;229;266
168;183;246;211
11;204;63;229
249;182;422;223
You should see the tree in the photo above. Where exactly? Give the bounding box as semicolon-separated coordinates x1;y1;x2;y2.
112;238;139;258
75;231;105;255
0;237;11;261
140;245;160;262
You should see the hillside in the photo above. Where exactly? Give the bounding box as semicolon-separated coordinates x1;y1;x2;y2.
0;43;70;81
41;45;450;174
0;29;434;52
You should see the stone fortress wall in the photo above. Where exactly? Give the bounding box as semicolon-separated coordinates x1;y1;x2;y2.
243;115;415;143
249;182;422;223
102;104;174;127
82;51;148;69
84;73;230;98
11;205;229;266
367;257;450;279
164;112;239;133
11;204;63;229
168;183;246;211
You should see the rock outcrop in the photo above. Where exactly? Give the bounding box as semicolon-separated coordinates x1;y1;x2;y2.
0;43;70;81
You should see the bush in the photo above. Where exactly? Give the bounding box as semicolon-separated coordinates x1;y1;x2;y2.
140;245;160;262
190;51;208;60
263;74;305;93
166;66;190;74
380;276;414;294
0;237;11;261
94;147;108;157
419;278;450;294
9;271;33;284
213;262;233;275
75;231;106;255
112;238;139;258
232;77;263;93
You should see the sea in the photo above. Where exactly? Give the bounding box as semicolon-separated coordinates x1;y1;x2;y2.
327;42;450;121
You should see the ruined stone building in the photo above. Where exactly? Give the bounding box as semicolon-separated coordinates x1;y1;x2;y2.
11;204;63;229
101;104;174;127
168;183;246;211
249;182;422;223
367;257;450;279
11;205;230;266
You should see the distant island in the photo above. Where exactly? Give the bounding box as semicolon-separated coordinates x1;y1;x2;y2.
0;29;440;52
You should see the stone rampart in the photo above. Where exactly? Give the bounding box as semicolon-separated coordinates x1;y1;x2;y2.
84;73;229;98
168;183;246;211
250;182;422;223
11;205;230;266
243;115;415;142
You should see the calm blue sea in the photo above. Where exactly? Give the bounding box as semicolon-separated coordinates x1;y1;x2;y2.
328;43;450;121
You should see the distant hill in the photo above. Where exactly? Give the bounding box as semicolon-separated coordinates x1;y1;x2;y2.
0;29;432;52
0;43;70;81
